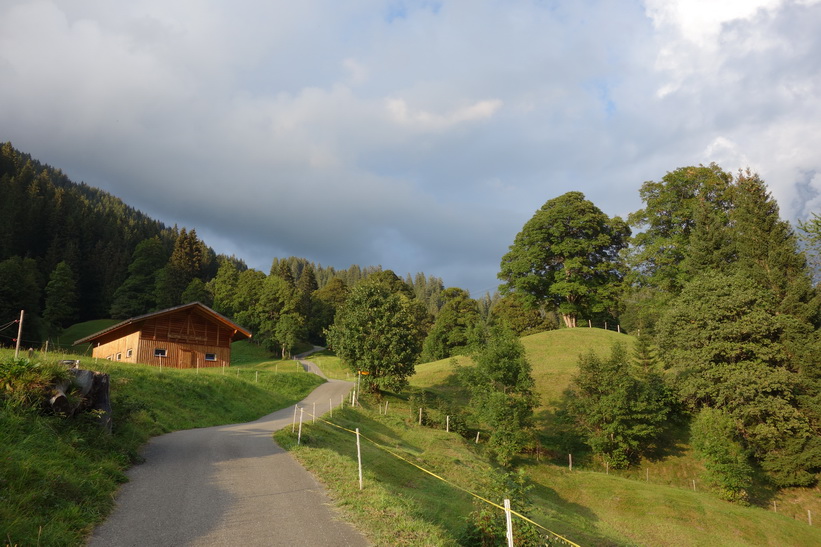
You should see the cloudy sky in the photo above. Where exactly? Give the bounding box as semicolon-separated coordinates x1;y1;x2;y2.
2;0;820;295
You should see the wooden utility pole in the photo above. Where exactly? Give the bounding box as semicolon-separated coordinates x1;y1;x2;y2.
14;310;24;358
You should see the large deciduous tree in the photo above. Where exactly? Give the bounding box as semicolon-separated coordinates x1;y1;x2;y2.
499;191;629;328
627;164;733;293
326;272;425;393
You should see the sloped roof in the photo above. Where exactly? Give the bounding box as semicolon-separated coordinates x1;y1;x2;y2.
74;302;252;345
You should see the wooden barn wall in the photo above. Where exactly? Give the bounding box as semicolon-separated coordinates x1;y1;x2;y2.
135;340;231;369
139;312;234;348
92;331;141;363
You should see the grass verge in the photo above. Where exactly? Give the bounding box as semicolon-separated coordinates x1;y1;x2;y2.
0;348;323;546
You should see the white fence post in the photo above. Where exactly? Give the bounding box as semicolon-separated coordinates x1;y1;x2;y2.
569;453;573;471
446;415;450;432
356;427;363;490
504;499;514;547
297;407;304;445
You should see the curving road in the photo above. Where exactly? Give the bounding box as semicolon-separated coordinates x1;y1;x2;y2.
88;357;368;546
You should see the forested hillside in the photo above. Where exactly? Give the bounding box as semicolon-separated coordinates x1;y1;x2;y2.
0;143;447;351
0;142;175;343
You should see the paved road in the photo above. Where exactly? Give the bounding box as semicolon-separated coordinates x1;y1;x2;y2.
88;364;368;546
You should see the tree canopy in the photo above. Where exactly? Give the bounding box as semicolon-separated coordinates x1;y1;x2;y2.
325;272;425;393
499;191;629;328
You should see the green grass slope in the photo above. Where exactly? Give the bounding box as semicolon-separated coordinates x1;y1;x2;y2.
283;328;821;546
412;327;633;413
0;348;323;546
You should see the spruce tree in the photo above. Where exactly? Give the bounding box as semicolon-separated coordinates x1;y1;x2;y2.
43;261;79;336
110;237;167;318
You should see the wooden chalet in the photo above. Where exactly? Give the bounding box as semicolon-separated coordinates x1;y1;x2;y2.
75;302;252;369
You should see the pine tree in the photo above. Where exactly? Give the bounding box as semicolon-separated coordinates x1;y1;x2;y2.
110;237;167;318
43;261;78;336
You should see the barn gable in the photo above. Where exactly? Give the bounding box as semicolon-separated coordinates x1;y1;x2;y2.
75;302;252;369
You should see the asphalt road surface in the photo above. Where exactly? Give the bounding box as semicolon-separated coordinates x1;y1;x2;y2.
88;364;368;546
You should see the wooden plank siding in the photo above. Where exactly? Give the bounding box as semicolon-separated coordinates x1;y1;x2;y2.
92;331;141;364
79;302;251;370
134;340;230;369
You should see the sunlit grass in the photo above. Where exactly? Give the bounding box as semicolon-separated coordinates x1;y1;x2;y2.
0;348;323;546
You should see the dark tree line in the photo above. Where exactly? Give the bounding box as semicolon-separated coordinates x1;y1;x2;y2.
0;142;174;343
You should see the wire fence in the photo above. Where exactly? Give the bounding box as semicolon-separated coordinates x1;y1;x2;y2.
292;402;582;547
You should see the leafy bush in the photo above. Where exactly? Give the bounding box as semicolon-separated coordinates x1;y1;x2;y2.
0;357;69;412
691;407;753;503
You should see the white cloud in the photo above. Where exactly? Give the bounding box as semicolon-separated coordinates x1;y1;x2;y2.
1;0;820;291
385;98;503;131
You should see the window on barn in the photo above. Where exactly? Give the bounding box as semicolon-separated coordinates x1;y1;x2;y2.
154;348;167;358
205;353;217;361
116;353;122;361
126;349;133;358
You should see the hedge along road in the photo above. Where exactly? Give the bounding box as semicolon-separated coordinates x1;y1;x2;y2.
88;356;368;547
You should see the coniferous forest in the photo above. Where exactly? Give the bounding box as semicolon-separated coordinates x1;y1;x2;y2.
2;142;820;498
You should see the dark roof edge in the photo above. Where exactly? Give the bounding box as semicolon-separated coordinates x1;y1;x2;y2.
74;302;252;345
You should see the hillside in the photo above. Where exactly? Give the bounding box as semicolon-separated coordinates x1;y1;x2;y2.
271;328;821;546
412;326;633;414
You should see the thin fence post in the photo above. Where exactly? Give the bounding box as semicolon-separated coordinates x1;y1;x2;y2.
292;405;298;432
692;479;696;491
419;407;423;426
504;499;514;547
605;461;609;474
617;324;621;333
446;415;450;432
569;454;572;471
356;428;363;490
604;321;608;330
385;400;389;415
297;408;304;445
476;431;480;443
588;319;591;328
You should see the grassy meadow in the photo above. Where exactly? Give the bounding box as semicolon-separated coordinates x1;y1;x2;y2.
278;327;821;546
0;337;323;547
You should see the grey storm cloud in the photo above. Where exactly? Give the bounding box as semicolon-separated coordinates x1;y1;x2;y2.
1;0;820;294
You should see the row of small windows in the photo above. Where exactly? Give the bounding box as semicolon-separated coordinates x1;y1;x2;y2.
153;348;217;361
107;349;134;361
108;349;218;362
